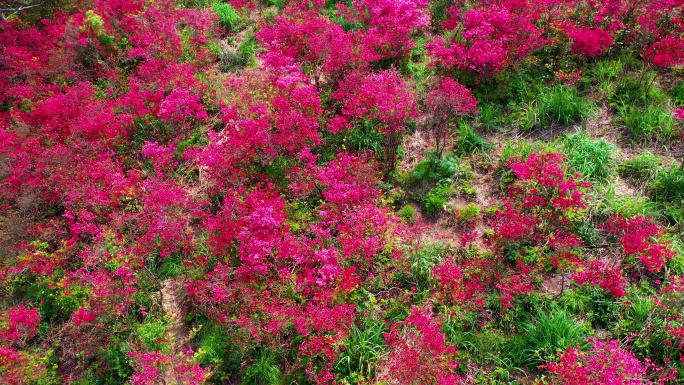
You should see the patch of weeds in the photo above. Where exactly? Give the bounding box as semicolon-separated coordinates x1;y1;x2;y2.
650;165;684;223
477;103;504;131
509;308;590;369
560;131;615;183
408;242;449;293
617;104;677;142
335;319;386;383
672;80;684;106
423;180;457;214
618;151;662;183
456;122;493;156
212;1;244;32
397;204;416;223
518;84;591;130
609;71;667;108
593;182;660;219
409;151;460;184
242;348;282;385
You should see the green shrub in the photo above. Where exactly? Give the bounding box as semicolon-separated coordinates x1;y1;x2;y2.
137;319;170;351
397;204;416;223
409;151;460;184
561;131;615;182
618;104;676;142
423;180;456;214
456;203;480;224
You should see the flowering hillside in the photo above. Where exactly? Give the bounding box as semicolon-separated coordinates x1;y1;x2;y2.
1;0;684;384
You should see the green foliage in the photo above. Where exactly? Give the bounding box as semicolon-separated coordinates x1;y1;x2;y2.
617;104;677;142
456;203;480;224
593;182;659;219
476;103;504;131
195;324;243;383
336;319;386;383
609;71;666;108
213;1;243;32
560;131;615;182
397;204;416;223
409;151;460;184
672;80;684;106
456;123;493;156
586;289;619;328
345;120;383;153
518;84;591;130
511;308;589;368
137;319;170;351
423;180;456;214
618;151;662;182
242;349;282;385
408;242;448;293
651;164;684;223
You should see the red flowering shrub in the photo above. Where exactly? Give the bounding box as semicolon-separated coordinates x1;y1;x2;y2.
543;340;649;385
565;26;614;58
377;308;462;385
424;77;478;156
427;1;545;75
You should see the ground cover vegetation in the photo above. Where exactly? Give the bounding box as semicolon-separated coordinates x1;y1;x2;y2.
1;0;684;383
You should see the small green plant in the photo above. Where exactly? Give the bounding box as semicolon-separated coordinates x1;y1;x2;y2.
137;318;170;351
651;164;684;223
212;1;243;32
408;242;448;292
618;151;662;182
397;204;416;223
499;140;536;168
618;104;676;142
514;308;589;368
456;123;493;155
561;131;615;182
242;349;282;385
423;180;456;214
672;80;684;106
477;103;504;131
409;151;460;184
456;203;480;225
336;319;386;383
518;84;591;130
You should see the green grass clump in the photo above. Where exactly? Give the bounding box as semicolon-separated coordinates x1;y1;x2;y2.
456;123;493;155
511;308;589;368
593;182;659;219
336;319;386;382
213;2;243;32
409;151;460;184
651;165;684;223
561;131;615;183
617;104;677;142
518;84;591;130
242;349;282;385
618;151;662;182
